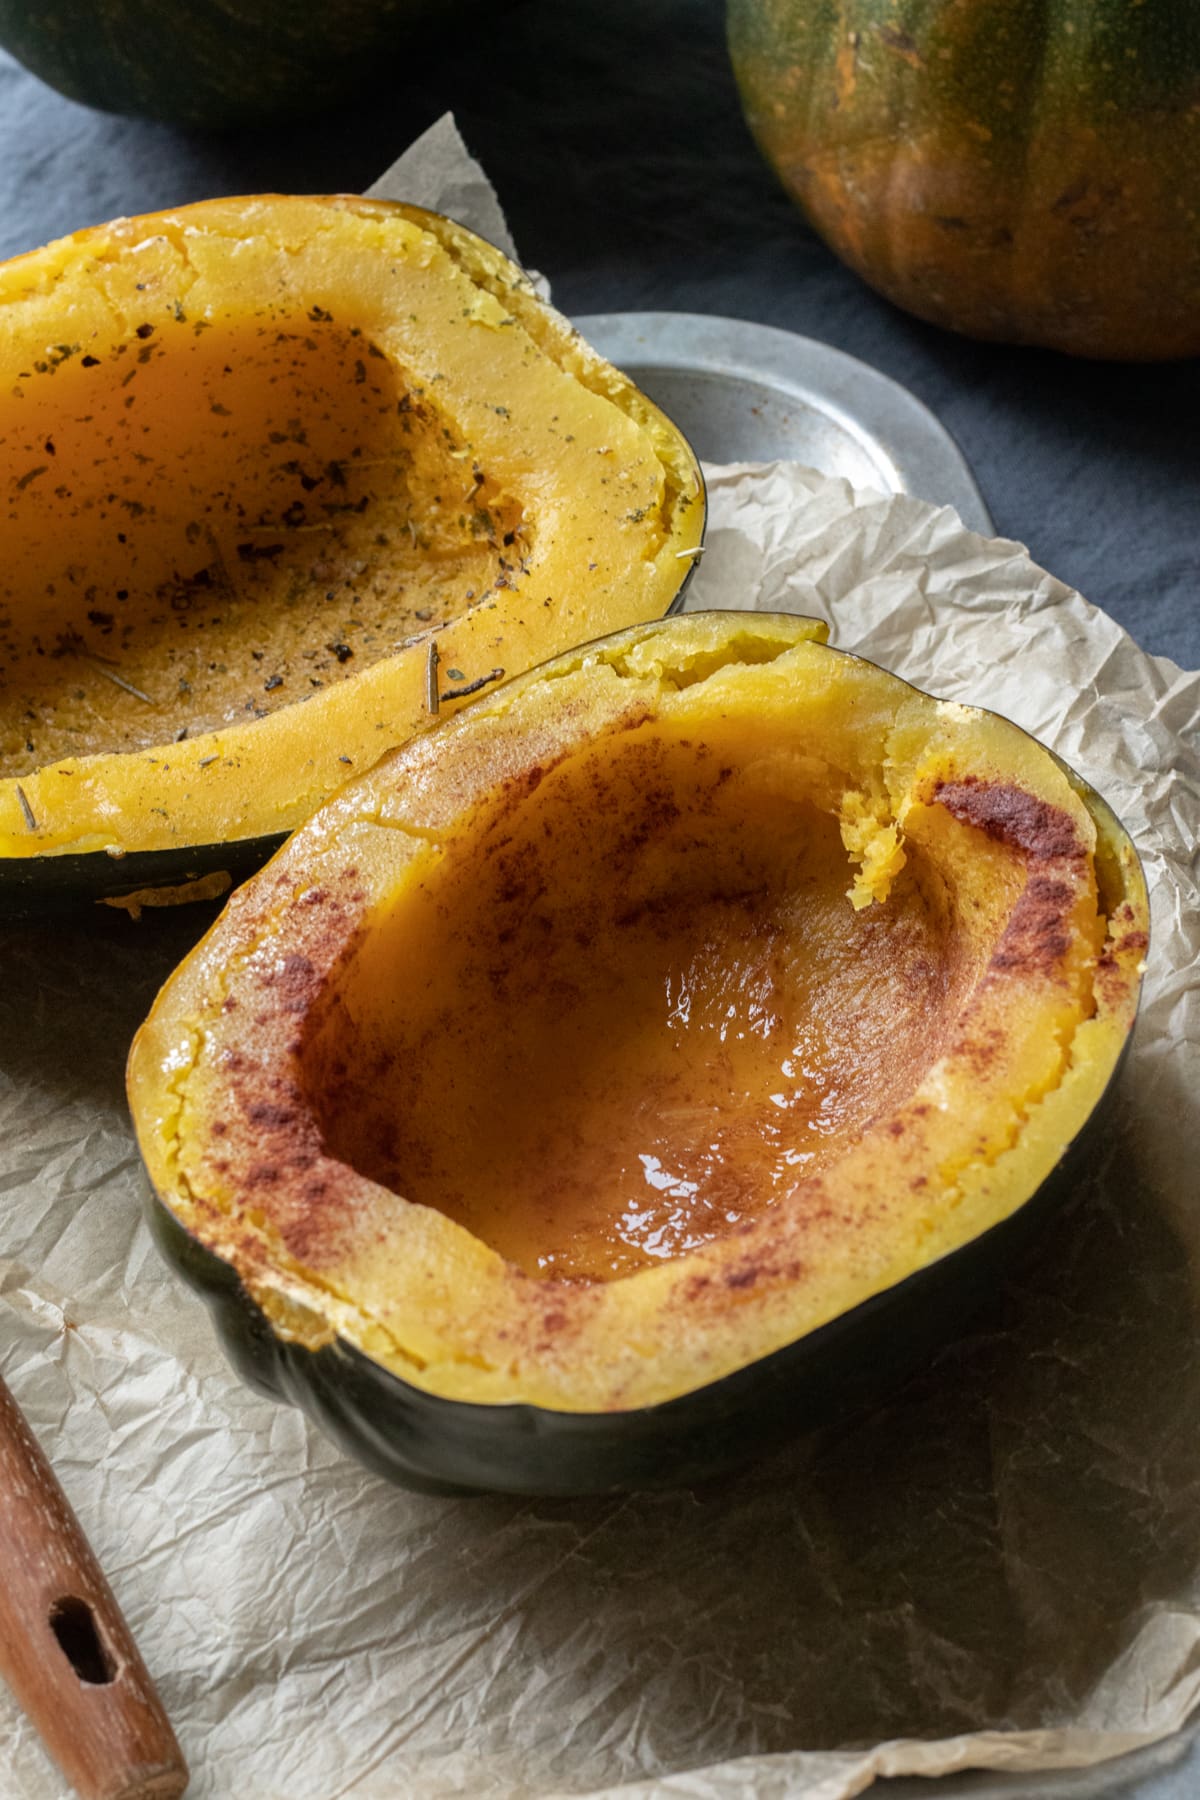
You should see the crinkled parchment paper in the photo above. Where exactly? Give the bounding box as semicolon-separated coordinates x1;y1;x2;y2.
366;112;521;263
2;124;1199;1800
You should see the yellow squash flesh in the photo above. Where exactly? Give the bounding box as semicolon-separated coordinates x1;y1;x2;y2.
128;613;1148;1413
0;196;702;860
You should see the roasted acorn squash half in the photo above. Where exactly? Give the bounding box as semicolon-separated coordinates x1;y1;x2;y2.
128;612;1148;1495
0;195;703;914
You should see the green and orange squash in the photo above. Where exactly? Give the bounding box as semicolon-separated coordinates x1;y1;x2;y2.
729;0;1200;359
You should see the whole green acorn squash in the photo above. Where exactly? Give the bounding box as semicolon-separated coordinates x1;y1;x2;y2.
728;0;1200;359
128;611;1148;1495
0;0;474;129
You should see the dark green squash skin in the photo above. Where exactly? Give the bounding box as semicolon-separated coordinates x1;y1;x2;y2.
0;834;285;921
140;772;1146;1497
142;1049;1134;1497
728;0;1200;359
0;0;469;129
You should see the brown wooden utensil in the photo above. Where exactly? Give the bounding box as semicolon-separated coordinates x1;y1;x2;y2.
0;1369;189;1799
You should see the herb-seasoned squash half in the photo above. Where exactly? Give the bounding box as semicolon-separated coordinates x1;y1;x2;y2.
128;612;1148;1496
0;196;703;912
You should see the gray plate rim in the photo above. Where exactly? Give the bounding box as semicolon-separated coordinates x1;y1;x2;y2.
576;309;995;538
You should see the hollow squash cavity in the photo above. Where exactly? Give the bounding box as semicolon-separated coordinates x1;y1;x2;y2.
0;313;524;773
301;734;981;1282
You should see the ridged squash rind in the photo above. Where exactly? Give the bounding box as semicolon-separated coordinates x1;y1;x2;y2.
0;1;476;130
728;0;1200;359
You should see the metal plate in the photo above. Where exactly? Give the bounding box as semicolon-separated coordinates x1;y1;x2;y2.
577;311;994;536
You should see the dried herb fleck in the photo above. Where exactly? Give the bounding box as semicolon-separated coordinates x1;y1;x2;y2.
80;653;155;704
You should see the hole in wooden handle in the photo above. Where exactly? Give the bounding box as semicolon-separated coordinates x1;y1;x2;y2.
49;1596;116;1685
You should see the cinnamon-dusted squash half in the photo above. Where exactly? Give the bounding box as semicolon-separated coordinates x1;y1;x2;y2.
0;195;703;911
128;612;1148;1495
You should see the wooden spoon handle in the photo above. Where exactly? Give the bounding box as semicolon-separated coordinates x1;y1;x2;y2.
0;1370;188;1799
